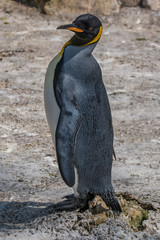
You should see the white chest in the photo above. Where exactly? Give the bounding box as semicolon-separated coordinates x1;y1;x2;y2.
44;54;61;145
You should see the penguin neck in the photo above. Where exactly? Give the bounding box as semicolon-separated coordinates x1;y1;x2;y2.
59;26;103;63
70;34;96;46
62;42;97;63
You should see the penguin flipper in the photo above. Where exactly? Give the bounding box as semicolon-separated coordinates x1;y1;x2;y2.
55;78;81;187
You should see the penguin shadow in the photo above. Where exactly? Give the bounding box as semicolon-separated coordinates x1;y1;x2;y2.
0;200;55;232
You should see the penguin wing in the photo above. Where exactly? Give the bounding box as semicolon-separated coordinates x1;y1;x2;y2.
55;76;81;187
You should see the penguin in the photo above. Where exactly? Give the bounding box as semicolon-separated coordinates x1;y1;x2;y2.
44;14;121;212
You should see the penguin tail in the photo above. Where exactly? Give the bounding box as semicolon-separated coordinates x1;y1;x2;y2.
100;186;122;213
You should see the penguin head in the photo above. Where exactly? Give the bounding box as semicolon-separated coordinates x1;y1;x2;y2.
57;14;102;43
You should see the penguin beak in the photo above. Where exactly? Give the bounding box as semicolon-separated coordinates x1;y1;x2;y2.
57;24;84;33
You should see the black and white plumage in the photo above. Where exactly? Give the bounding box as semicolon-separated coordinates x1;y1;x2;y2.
44;14;121;212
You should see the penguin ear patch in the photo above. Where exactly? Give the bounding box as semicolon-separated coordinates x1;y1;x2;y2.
67;27;84;33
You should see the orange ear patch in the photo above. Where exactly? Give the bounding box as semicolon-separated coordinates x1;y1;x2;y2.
67;27;84;32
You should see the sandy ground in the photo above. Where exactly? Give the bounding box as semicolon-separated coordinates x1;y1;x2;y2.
0;1;160;239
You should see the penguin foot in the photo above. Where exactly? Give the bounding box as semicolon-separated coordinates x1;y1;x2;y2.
49;197;89;212
100;187;122;213
62;193;74;200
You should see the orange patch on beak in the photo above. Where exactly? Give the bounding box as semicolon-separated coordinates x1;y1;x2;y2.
67;27;84;33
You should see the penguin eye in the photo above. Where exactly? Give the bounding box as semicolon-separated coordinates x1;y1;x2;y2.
88;26;93;31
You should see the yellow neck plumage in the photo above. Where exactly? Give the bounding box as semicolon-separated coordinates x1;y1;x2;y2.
85;26;103;46
59;26;103;56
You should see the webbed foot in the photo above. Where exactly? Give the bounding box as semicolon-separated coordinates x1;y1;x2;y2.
62;193;74;200
100;186;122;213
47;197;89;212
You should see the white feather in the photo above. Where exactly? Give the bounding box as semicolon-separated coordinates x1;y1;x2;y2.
44;54;61;145
73;167;79;197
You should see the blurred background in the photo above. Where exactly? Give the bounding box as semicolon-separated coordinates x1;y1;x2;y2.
7;0;160;16
1;0;160;17
0;0;160;239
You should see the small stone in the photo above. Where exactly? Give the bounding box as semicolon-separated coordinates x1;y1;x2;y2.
89;195;109;214
91;212;107;226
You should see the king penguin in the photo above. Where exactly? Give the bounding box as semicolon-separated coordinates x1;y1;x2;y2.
44;14;121;212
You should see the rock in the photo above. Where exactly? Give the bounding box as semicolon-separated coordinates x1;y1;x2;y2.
118;0;141;7
44;0;120;17
44;0;88;17
121;197;148;232
91;0;120;16
142;0;160;10
142;211;160;236
91;212;108;226
89;196;109;214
